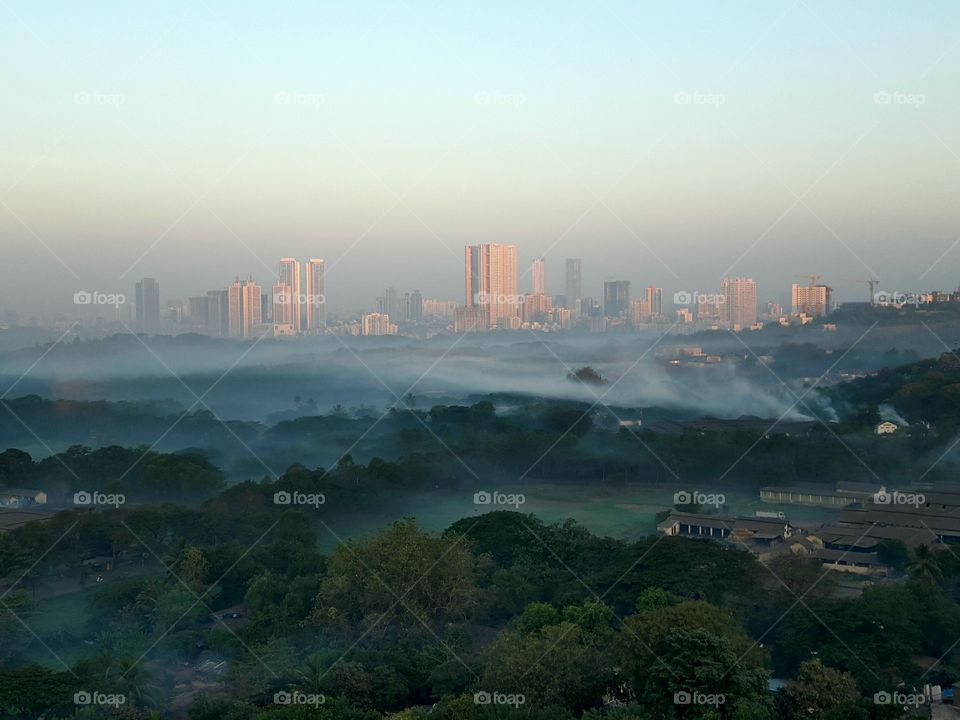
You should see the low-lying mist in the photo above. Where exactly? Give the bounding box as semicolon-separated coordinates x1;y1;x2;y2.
0;329;892;424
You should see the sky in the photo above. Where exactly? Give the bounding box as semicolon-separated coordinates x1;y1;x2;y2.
1;0;959;317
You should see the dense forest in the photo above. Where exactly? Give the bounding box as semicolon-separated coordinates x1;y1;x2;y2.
2;488;960;719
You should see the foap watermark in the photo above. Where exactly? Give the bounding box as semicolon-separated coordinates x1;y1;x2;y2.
674;90;726;107
674;490;725;509
273;90;325;107
274;690;325;707
474;691;525;708
73;91;126;107
473;91;526;107
674;690;725;708
474;490;526;509
476;291;525;305
74;690;126;708
273;490;325;508
74;490;125;508
873;90;925;108
273;292;326;307
874;290;922;308
874;690;925;708
873;490;925;508
74;290;126;306
673;290;725;307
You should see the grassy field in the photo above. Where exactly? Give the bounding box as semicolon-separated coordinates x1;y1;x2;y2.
317;482;842;551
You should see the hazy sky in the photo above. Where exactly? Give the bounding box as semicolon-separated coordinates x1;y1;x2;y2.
2;0;959;316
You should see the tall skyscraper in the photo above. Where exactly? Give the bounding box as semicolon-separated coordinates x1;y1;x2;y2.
206;290;229;337
603;280;631;317
187;296;208;325
272;283;294;325
721;277;758;327
135;277;161;334
465;244;519;329
378;287;399;319
278;258;301;332
565;258;582;308
228;277;262;338
532;257;546;295
645;285;663;319
409;290;423;324
791;281;832;317
305;258;326;331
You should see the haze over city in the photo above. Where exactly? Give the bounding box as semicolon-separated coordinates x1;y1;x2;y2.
2;1;960;317
6;3;960;720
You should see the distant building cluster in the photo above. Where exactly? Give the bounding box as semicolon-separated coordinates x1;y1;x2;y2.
23;243;960;338
100;258;328;339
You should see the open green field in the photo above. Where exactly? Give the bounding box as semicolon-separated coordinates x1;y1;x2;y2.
317;482;842;551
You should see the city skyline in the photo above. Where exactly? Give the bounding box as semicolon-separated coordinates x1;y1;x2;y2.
2;3;960;316
34;247;958;339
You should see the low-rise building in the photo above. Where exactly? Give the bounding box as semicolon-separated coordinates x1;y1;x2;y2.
657;512;795;555
759;482;883;507
875;421;899;435
0;488;47;509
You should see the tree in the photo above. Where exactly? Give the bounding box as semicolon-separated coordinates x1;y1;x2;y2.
906;544;943;585
179;547;210;587
778;660;859;720
568;367;605;385
306;519;481;641
482;621;615;714
619;600;770;718
875;539;909;574
635;587;682;611
0;592;35;664
516;602;560;634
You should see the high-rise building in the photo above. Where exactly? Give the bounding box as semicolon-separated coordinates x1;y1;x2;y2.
408;290;423;324
630;298;651;325
791;282;832;317
361;312;396;336
206;290;229;337
645;285;663;319
377;287;399;320
278;258;301;332
188;296;208;326
532;257;546;295
522;292;552;323
565;259;582;308
695;292;721;321
721;277;758;327
135;278;161;334
228;277;262;338
603;280;631;317
305;259;326;332
454;305;485;332
272;283;294;325
465;244;519;329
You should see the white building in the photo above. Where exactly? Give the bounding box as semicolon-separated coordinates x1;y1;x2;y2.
875;421;899;435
